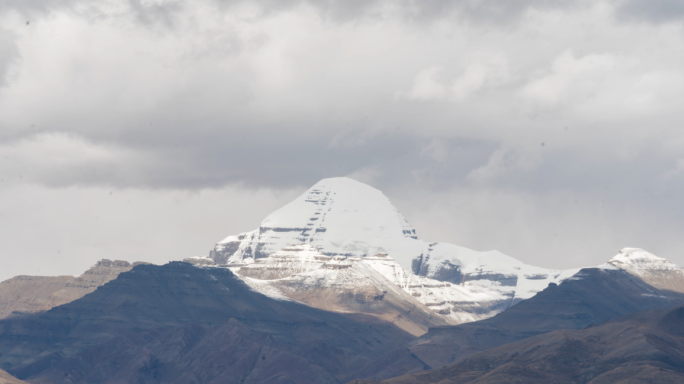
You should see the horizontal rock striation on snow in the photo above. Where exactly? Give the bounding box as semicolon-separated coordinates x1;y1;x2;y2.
209;177;579;327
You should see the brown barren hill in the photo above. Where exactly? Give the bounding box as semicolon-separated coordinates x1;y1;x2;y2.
0;259;147;319
0;369;26;384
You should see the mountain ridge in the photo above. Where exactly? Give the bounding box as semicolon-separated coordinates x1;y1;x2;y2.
0;262;415;383
0;259;146;320
355;303;684;383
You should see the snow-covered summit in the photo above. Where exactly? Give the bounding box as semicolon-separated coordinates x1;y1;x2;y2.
608;248;679;271
213;177;421;267
259;177;417;239
602;247;684;293
210;177;581;322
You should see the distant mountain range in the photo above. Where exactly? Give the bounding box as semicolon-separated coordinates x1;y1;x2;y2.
1;177;684;383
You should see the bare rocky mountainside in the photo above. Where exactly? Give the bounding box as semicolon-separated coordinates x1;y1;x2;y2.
348;258;684;381
0;260;145;319
0;262;414;384
356;303;684;384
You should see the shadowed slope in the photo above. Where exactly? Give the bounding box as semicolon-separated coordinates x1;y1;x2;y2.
0;262;414;384
363;304;684;383
351;268;684;380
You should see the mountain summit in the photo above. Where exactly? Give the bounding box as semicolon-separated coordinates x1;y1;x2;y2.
212;177;418;265
209;178;578;328
606;247;684;293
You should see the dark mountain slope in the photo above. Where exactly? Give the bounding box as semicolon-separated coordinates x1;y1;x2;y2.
352;268;684;380
362;304;684;383
0;262;414;384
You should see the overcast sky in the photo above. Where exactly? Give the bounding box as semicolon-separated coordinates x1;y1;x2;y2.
1;0;684;281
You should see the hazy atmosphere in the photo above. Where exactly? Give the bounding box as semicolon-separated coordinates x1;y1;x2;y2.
2;0;684;282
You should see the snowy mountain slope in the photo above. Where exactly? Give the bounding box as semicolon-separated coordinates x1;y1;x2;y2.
605;247;684;293
191;245;450;335
235;244;520;329
212;177;420;265
209;177;579;325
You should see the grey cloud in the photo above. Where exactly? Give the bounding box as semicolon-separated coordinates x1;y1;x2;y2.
1;0;585;26
5;0;683;29
615;0;684;23
126;0;184;28
2;0;684;273
0;30;18;87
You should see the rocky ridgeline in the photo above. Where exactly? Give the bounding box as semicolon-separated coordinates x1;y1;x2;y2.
0;259;148;319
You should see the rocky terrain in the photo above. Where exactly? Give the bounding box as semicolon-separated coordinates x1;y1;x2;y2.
210;177;579;326
0;260;144;319
349;262;684;381
0;369;25;384
355;303;684;383
191;243;521;336
0;262;414;384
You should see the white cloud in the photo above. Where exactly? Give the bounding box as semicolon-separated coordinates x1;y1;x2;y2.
521;49;618;106
466;146;542;184
400;66;449;101
399;52;510;102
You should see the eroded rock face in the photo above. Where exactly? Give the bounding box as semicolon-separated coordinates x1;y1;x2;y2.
219;244;532;335
0;259;147;319
210;178;579;326
222;244;446;336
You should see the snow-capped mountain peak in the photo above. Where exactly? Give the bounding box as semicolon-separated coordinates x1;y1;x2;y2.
213;177;419;266
209;177;584;328
608;248;679;271
259;177;416;238
604;247;684;293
